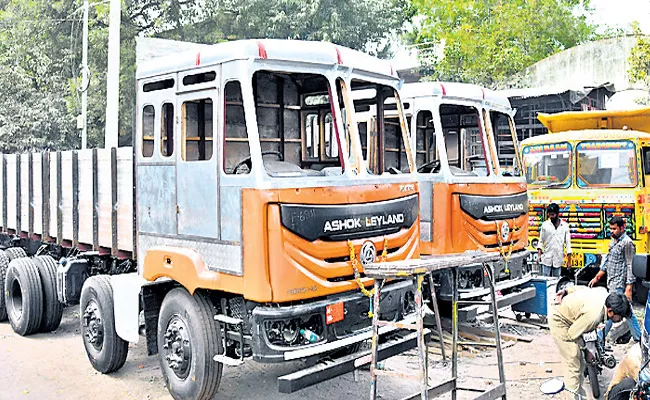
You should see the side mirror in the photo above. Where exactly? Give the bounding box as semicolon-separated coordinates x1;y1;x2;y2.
633;255;650;280
540;378;565;395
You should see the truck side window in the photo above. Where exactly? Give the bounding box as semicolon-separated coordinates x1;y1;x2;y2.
415;110;437;172
643;147;650;186
161;103;174;157
142;105;154;158
224;81;251;174
182;98;213;161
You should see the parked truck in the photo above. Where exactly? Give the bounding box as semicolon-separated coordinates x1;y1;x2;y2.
522;107;650;295
374;82;531;304
0;39;423;400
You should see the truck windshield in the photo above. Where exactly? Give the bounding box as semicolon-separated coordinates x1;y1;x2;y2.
522;142;572;188
352;80;412;174
489;111;522;177
251;70;344;178
576;140;637;188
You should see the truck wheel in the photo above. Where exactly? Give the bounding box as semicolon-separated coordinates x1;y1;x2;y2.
0;250;10;321
80;275;128;373
4;258;43;335
158;288;223;400
33;256;63;332
5;247;27;261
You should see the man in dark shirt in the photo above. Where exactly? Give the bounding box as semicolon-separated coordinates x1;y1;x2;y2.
588;216;640;341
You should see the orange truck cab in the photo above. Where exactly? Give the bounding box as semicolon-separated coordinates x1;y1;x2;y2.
65;39;421;399
392;82;531;301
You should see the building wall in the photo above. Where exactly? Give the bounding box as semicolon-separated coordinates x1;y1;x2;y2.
514;36;646;92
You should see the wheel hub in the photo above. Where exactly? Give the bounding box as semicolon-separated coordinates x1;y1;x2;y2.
163;317;191;379
83;301;104;350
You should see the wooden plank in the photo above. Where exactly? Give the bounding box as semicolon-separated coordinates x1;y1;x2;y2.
97;149;113;249
364;252;502;278
77;150;94;245
32;153;43;236
459;323;533;343
6;154;17;231
499;316;543;330
116;147;133;253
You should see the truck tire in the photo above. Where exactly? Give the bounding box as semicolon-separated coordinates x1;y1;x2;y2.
80;275;128;373
158;288;223;400
4;258;44;335
0;250;10;321
33;256;63;332
5;247;27;261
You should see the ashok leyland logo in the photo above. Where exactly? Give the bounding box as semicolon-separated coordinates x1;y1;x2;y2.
500;221;511;242
360;241;376;266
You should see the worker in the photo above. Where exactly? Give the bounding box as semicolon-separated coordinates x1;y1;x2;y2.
605;344;641;400
538;202;572;277
551;286;632;399
588;216;641;342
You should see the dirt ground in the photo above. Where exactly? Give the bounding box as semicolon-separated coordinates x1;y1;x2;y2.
0;307;638;400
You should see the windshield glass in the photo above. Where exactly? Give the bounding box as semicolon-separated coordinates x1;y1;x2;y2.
489;111;522;177
576;141;637;188
249;70;344;178
522;142;572;187
353;80;412;174
440;104;490;177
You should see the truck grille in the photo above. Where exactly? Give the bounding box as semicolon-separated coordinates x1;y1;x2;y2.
528;202;635;240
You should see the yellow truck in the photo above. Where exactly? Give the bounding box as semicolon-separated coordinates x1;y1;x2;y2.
522;108;650;292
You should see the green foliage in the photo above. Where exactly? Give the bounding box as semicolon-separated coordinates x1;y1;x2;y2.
0;0;413;152
409;0;599;87
629;26;650;92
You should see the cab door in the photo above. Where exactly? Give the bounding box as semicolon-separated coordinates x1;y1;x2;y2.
175;86;219;238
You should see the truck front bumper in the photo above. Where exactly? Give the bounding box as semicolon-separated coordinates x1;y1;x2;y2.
250;279;415;363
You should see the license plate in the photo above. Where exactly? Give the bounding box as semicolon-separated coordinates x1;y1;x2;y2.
569;253;584;269
582;331;598;341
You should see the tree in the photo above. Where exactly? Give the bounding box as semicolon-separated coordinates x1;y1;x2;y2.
0;0;414;151
408;0;599;87
628;25;650;104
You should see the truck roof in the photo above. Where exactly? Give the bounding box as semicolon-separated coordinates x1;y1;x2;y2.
538;108;650;134
400;82;512;109
521;128;650;146
136;39;399;81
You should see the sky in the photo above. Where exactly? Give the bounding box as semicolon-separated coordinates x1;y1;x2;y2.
588;0;650;34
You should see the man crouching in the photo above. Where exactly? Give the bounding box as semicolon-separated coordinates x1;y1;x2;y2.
551;286;632;399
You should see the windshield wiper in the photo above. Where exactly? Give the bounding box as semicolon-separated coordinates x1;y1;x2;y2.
540;182;567;189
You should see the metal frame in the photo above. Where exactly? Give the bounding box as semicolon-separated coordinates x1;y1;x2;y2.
364;253;507;400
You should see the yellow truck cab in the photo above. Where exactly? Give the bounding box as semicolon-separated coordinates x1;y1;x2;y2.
522;108;650;291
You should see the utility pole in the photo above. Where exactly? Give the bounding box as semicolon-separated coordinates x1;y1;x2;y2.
104;0;121;149
81;0;89;150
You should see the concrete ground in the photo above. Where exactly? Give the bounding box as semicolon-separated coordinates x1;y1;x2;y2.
0;307;638;400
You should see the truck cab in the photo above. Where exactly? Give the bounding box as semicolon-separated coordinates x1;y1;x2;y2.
523;108;650;291
78;39;421;399
379;82;530;301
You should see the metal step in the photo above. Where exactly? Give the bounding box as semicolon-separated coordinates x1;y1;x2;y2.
214;314;243;325
278;328;431;394
213;354;244;366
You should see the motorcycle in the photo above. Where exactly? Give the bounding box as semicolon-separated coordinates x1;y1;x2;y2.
540;329;617;399
582;329;617;398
